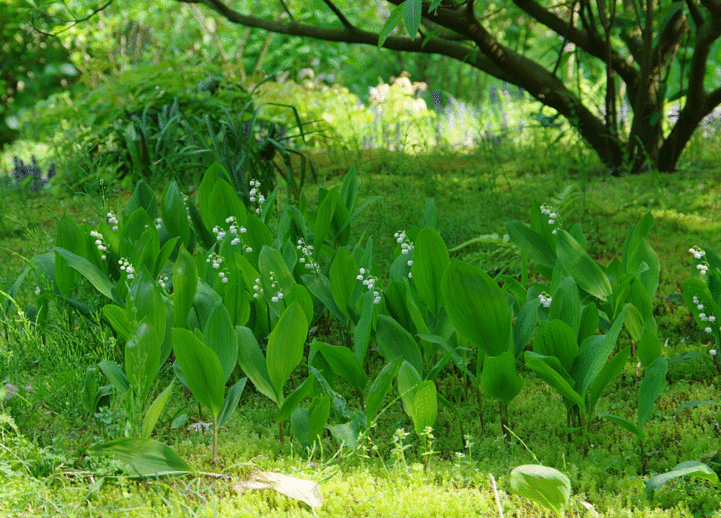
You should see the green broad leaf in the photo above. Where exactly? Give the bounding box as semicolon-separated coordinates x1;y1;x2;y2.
376;314;423;377
302;273;347;326
130;228;160;280
141;379;174;439
207;178;248;230
313;187;338;254
412;227;450;317
329;247;358;319
637;328;662;367
441;260;512;357
291;407;310;447
403;0;422;39
586;347;631;418
533;320;578;374
235;326;277;403
125;179;159;221
197;162;224;226
54;214;82;296
328;420;361;449
243;214;273;267
629;240;660;299
420;198;438;231
505;221;556;269
572;306;628;397
154;237;178;279
366;357;404;422
379;3;404;48
285;284;314;328
481;352;523;406
307;394;332;444
556;230;612;301
130;268;166;344
51;247;123;305
514;298;541;357
638;355;668;429
217;377;247;427
102;305;134;342
676;400;721;415
259;245;295;300
125;319;161;400
203;304;238;383
578;302;599;345
353;289;376;365
172;328;225;417
312;342;367;393
645;461;719;500
550;276;581;335
276;374;317;422
266;302;309;401
397;360;422;417
3;265;29;317
173;245;197;329
340;166;359;212
160;182;190;248
98;360;130;394
525;354;585;414
90;437;192;477
411;380;438;436
193;279;222;332
599;412;645;441
509;465;571;518
622;212;654;266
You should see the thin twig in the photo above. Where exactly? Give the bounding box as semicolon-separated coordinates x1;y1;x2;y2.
488;473;504;518
322;0;355;30
31;0;115;36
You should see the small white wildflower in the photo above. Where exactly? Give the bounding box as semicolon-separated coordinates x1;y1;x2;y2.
700;313;708;321
693;296;700;304
359;268;366;274
698;304;705;310
271;296;279;303
710;349;717;356
407;260;413;267
240;227;247;233
245;246;253;253
231;237;241;245
253;293;260;299
374;296;382;304
408;272;413;279
299;257;306;263
35;286;41;296
705;327;713;333
548;219;555;225
218;272;225;278
710;316;716;322
549;212;557;219
222;277;229;283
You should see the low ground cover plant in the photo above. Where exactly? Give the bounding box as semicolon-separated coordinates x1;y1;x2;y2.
1;152;719;517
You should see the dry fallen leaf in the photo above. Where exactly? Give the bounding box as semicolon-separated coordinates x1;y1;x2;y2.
233;468;323;514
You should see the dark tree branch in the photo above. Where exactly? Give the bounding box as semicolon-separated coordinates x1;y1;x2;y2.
322;0;354;30
31;0;115;36
699;0;721;17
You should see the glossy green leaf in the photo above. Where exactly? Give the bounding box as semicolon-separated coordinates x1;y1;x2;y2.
645;461;719;500
312;342;367;393
378;3;404;48
98;360;130;394
376;314;423;376
481;351;523;406
130;268;166;343
236;326;277;403
397;360;422;417
125;179;158;221
525;353;585;414
173;246;197;329
550;276;581;335
172;328;225;417
411;380;438;436
54;214;82;296
90;437;192;477
366;357;403;422
638;355;668;429
637;329;662;367
586;347;630;418
403;0;422;39
514;298;541;357
599;412;645;441
141;379;174;438
276;374;317;422
160;182;190;248
509;465;571;518
266;302;308;401
441;260;511;356
103;305;134;342
203;303;238;383
329;248;358;319
556;230;612;301
51;247;123;305
533;320;578;374
353;290;376;365
340;166;358;212
313;187;338;254
505;221;556;269
302;273;347;326
412;227;449;317
125;319;161;399
218;377;247;427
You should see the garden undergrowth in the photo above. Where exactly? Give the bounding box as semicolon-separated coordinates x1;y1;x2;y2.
1;139;721;517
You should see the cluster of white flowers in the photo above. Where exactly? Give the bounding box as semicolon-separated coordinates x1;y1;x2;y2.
540;204;559;234
118;258;135;280
689;247;709;275
158;274;170;290
692;296;716;333
90;230;108;260
206;253;229;283
264;271;284;303
357;268;382;305
107;212;119;232
394;230;414;279
183;196;192;222
538;293;552;308
252;278;263;299
212;216;252;252
249;179;266;215
155;218;163;230
296;238;320;273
